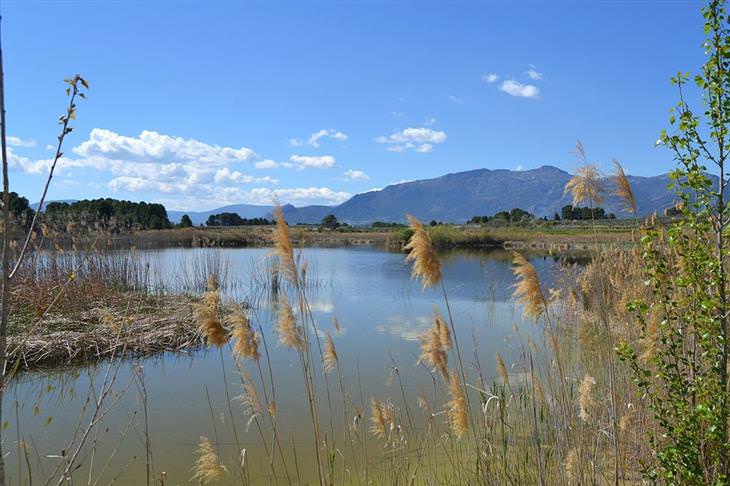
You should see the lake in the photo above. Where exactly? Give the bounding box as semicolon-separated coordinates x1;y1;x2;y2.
5;246;569;484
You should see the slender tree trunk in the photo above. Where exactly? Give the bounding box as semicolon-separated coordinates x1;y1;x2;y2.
0;14;11;486
714;10;729;474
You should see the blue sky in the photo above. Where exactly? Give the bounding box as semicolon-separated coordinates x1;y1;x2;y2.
2;0;706;210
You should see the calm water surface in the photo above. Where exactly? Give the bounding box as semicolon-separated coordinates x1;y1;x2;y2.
5;246;567;484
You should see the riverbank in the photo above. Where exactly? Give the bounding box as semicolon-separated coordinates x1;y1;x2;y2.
53;222;638;252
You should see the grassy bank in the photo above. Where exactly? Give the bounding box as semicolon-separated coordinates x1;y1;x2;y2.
39;221;638;253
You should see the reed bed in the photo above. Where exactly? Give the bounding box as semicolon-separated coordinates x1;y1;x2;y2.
7;293;200;369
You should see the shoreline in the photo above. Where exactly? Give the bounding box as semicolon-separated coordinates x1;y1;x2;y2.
43;223;638;252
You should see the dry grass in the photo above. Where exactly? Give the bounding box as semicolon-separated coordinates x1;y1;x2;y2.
404;214;442;288
512;252;548;320
7;293;200;369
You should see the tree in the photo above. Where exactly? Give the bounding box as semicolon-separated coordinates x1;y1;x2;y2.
180;214;193;228
618;2;730;482
321;214;339;230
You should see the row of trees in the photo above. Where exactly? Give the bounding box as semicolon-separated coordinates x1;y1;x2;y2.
45;198;172;230
204;213;273;227
467;207;535;225
559;205;616;221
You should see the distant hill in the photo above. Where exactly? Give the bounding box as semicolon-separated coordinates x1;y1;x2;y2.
35;166;696;226
276;165;687;225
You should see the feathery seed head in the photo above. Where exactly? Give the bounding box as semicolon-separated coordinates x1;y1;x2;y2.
272;205;298;285
193;436;226;484
195;277;227;347
578;374;596;423
434;311;451;350
276;295;303;350
447;369;468;438
404;214;442;288
512;252;547;320
565;448;579;483
237;372;264;418
369;398;388;438
230;306;259;361
565;144;604;207
612;159;637;214
323;332;339;373
496;352;510;387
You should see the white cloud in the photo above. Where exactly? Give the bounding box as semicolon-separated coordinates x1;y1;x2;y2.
500;80;540;99
75;128;256;165
8;136;36;148
424;117;437;126
376;127;446;153
526;67;543;80
343;169;370;181
482;73;499;83
248;187;351;206
254;159;279;169
214;167;277;185
11;127;354;208
289;129;348;148
289;154;336;170
448;95;465;104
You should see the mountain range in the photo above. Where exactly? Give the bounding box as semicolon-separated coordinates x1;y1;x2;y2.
37;165;687;225
168;165;682;225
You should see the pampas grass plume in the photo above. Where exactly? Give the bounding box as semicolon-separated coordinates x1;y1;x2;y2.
404;214;442;288
193;436;226;483
447;369;468;438
512;252;547;320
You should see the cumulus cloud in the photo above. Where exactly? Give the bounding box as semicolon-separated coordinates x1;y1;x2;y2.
500;79;540;98
289;129;348;148
289;154;336;170
8;136;36;148
526;67;543;80
376;127;447;153
10;127;355;208
482;73;499;83
343;169;370;181
214;168;277;185
75;128;256;164
254;159;279;169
